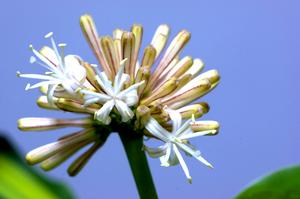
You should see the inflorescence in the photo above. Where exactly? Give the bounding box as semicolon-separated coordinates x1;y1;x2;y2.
17;15;220;182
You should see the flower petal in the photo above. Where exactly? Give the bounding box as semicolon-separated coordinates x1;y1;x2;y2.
177;142;213;168
115;99;134;122
143;144;168;158
173;144;192;183
64;55;86;83
164;108;182;133
94;100;115;124
145;117;170;142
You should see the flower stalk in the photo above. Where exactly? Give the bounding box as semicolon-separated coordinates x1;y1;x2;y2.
118;128;158;199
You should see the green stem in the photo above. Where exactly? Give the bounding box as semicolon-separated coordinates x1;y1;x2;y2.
119;132;158;199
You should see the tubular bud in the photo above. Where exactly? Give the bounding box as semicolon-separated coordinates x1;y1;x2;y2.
80;15;112;79
135;105;151;129
173;74;193;93
161;79;212;109
141;77;177;105
151;24;170;59
177;102;209;119
148;30;191;90
121;32;135;82
40;139;93;171
135;66;151;96
100;36;119;76
39;46;58;66
56;98;99;114
81;62;102;91
68;141;102;176
37;96;59;110
18;117;94;131
26;129;97;165
190;120;220;134
141;45;157;69
131;24;143;74
182;58;204;78
196;69;220;88
157;56;193;87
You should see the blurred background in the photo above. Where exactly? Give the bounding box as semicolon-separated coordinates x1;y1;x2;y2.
0;0;299;198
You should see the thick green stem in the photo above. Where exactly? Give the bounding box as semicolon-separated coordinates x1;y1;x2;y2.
119;132;158;199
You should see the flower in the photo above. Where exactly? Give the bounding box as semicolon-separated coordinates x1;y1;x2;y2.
17;14;220;179
17;32;86;104
80;59;144;124
144;108;216;183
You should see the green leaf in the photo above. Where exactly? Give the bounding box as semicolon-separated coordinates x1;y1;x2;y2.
235;165;300;199
0;135;75;199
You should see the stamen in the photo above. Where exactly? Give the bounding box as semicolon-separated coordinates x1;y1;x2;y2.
29;56;36;63
58;43;67;64
46;32;64;71
25;83;31;90
44;32;54;38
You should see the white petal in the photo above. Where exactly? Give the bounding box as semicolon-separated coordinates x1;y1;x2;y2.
160;143;172;167
115;99;134;122
64;55;86;82
24;80;59;90
115;73;130;94
113;59;128;94
143;144;168;158
39;46;58;66
117;80;144;99
165;108;182;133
168;148;179;166
80;90;111;103
122;89;138;106
48;35;64;71
97;72;114;95
30;46;60;74
94;100;115;124
47;84;59;105
83;97;101;107
179;130;217;140
174;119;193;137
145;117;171;142
177;142;213;168
173;144;192;183
17;73;57;81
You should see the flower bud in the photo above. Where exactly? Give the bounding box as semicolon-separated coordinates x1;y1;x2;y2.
190;120;220;135
18;117;94;131
151;24;170;59
161;78;212;109
80;15;111;79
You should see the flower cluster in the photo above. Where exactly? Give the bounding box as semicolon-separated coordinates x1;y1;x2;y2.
17;15;220;181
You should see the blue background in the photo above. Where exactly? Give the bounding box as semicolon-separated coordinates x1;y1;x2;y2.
1;0;299;198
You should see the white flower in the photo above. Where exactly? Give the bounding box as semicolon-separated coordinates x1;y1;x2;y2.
80;59;144;124
144;108;215;183
17;32;86;104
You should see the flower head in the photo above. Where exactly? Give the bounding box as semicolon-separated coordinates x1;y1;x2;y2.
17;14;220;179
144;108;216;183
80;59;144;124
17;32;86;104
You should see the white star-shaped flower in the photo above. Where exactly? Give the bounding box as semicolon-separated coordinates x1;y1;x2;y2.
144;108;215;183
17;32;86;104
80;59;144;124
